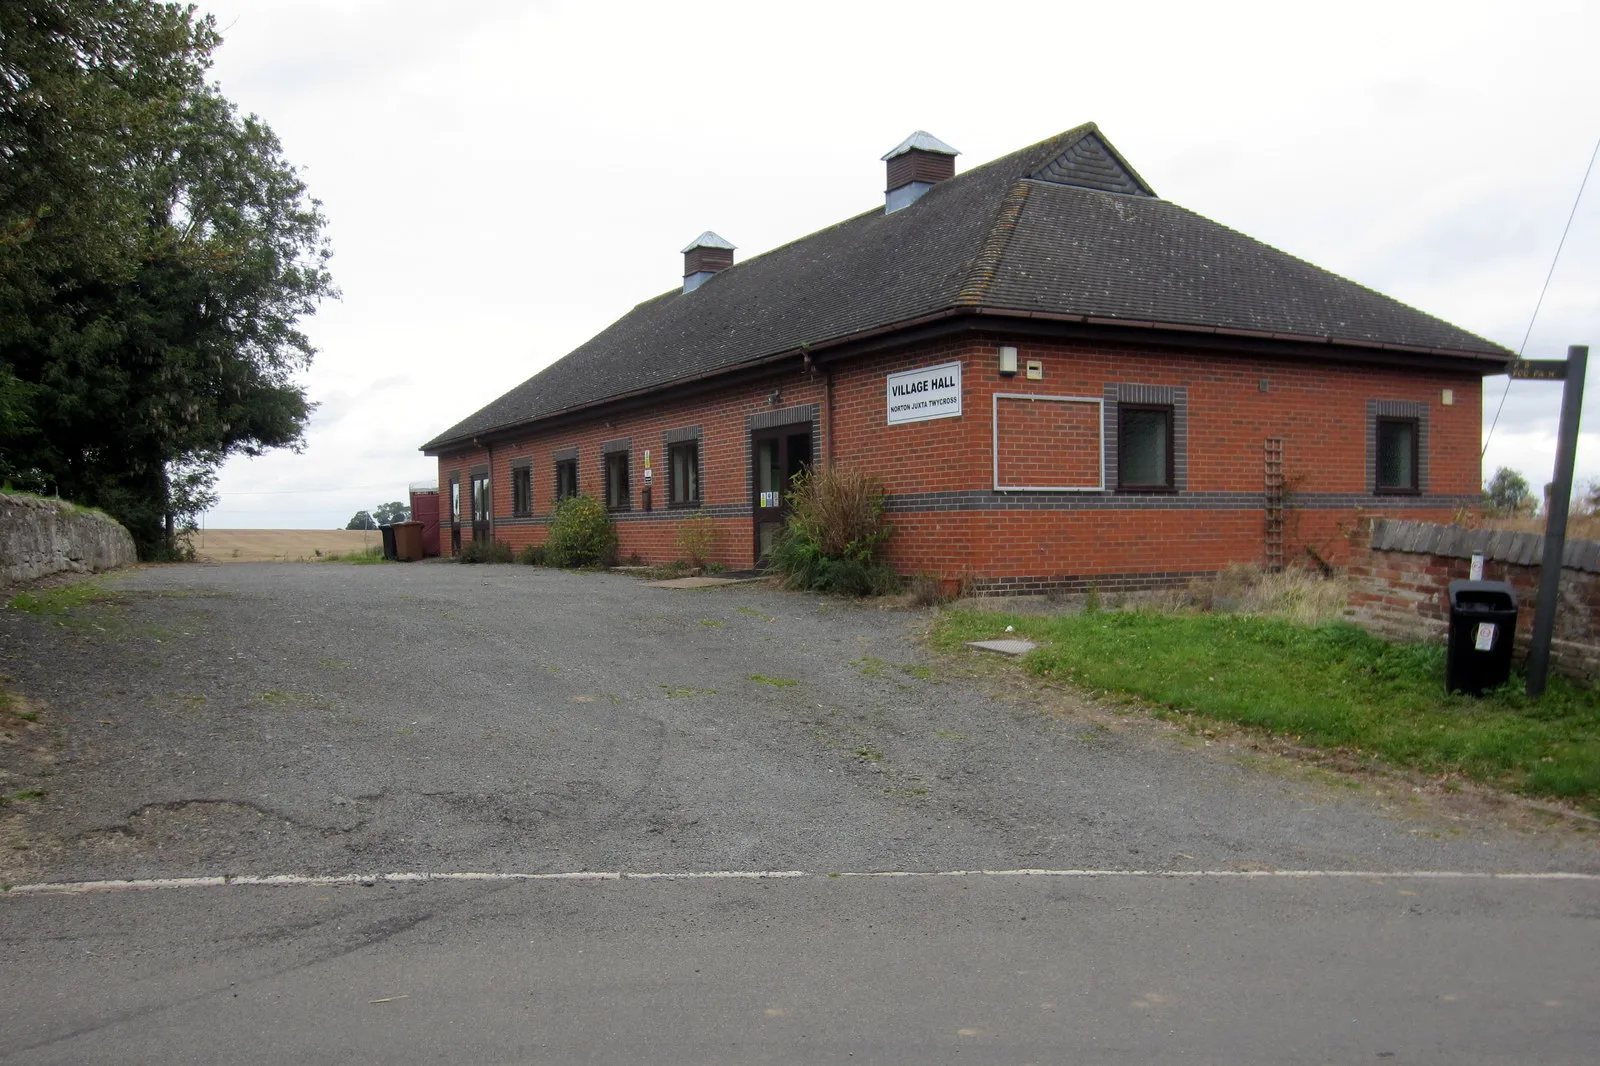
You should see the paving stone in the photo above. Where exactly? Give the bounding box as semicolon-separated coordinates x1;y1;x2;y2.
965;639;1038;656
647;576;766;589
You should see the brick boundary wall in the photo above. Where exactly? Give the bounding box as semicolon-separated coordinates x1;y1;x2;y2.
1343;517;1600;683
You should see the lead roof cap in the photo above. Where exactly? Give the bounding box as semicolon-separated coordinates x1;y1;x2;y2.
681;231;736;253
881;131;961;161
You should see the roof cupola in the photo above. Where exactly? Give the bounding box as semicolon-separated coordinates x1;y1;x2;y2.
882;131;959;213
682;231;735;293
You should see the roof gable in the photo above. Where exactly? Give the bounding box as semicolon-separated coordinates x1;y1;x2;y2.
1030;131;1156;196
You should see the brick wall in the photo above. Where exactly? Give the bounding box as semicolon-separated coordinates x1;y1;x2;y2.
434;331;1483;591
1344;517;1600;683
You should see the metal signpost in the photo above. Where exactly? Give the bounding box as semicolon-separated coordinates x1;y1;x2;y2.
1512;345;1589;697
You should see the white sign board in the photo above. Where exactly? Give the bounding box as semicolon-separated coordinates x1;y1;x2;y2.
886;361;962;426
1474;622;1497;652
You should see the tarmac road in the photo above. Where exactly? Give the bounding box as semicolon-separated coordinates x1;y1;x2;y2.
0;562;1596;1063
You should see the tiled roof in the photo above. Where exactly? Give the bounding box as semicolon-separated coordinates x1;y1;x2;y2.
423;124;1509;452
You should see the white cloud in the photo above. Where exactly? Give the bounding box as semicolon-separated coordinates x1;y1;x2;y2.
195;0;1600;525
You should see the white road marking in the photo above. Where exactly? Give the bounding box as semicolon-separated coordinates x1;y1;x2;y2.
4;867;1597;897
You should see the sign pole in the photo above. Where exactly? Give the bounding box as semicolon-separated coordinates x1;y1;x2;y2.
1525;345;1588;698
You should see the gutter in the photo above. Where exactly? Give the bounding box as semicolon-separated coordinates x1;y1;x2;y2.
422;308;1509;456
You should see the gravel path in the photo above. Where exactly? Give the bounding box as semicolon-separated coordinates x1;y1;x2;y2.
2;561;1594;883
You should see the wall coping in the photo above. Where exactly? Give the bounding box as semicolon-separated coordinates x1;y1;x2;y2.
1370;518;1600;573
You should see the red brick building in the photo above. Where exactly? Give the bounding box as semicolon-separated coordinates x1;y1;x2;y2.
422;125;1507;592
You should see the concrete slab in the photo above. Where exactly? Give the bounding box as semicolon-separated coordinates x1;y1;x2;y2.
965;639;1038;656
647;576;768;589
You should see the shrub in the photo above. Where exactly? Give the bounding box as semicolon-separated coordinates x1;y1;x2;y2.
544;495;617;568
909;574;951;607
769;468;899;596
457;539;513;564
675;510;718;568
517;543;547;566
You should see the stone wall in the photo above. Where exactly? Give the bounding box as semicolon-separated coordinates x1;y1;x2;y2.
1344;517;1600;682
0;492;137;584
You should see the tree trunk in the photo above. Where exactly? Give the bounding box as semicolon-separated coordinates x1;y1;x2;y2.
161;463;175;550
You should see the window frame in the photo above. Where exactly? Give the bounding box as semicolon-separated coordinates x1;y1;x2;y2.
511;461;532;517
667;439;701;508
604;450;631;512
1115;402;1176;493
1374;415;1421;495
554;457;578;502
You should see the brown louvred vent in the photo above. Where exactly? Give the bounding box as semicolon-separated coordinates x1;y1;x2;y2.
882;131;960;213
886;149;955;192
681;231;735;293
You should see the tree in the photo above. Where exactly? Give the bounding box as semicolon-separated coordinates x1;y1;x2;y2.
373;500;411;525
0;2;334;556
346;510;377;531
1483;467;1533;517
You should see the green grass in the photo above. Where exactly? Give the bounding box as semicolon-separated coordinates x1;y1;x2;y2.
7;581;118;616
933;608;1600;810
0;487;118;523
749;674;799;689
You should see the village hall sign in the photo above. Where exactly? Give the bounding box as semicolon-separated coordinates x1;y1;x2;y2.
886;361;962;425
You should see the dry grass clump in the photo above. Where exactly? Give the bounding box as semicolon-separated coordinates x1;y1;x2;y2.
1168;564;1347;626
1474;513;1600;541
770;469;898;596
786;468;888;558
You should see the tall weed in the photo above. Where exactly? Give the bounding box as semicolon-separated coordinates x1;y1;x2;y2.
770;468;899;596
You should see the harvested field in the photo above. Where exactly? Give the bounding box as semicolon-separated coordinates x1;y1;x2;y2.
191;528;381;562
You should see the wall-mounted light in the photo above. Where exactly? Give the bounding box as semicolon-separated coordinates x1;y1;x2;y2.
998;346;1018;376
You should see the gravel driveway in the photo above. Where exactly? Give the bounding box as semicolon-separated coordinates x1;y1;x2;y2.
2;562;1594;884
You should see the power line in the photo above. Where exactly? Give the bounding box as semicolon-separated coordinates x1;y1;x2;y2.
1482;131;1600;460
217;483;414;495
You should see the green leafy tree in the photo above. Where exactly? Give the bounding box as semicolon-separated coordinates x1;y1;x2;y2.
373;500;411;525
0;2;334;555
1483;466;1533;517
347;510;377;531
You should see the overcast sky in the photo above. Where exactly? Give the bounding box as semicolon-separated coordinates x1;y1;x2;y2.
194;0;1600;528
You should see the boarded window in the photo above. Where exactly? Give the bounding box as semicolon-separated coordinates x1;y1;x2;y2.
993;395;1103;491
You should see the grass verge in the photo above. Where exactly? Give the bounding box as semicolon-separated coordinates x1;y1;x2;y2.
6;581;120;617
933;608;1600;812
310;545;388;564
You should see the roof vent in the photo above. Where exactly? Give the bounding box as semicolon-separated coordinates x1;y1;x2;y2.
882;131;959;213
682;231;735;293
